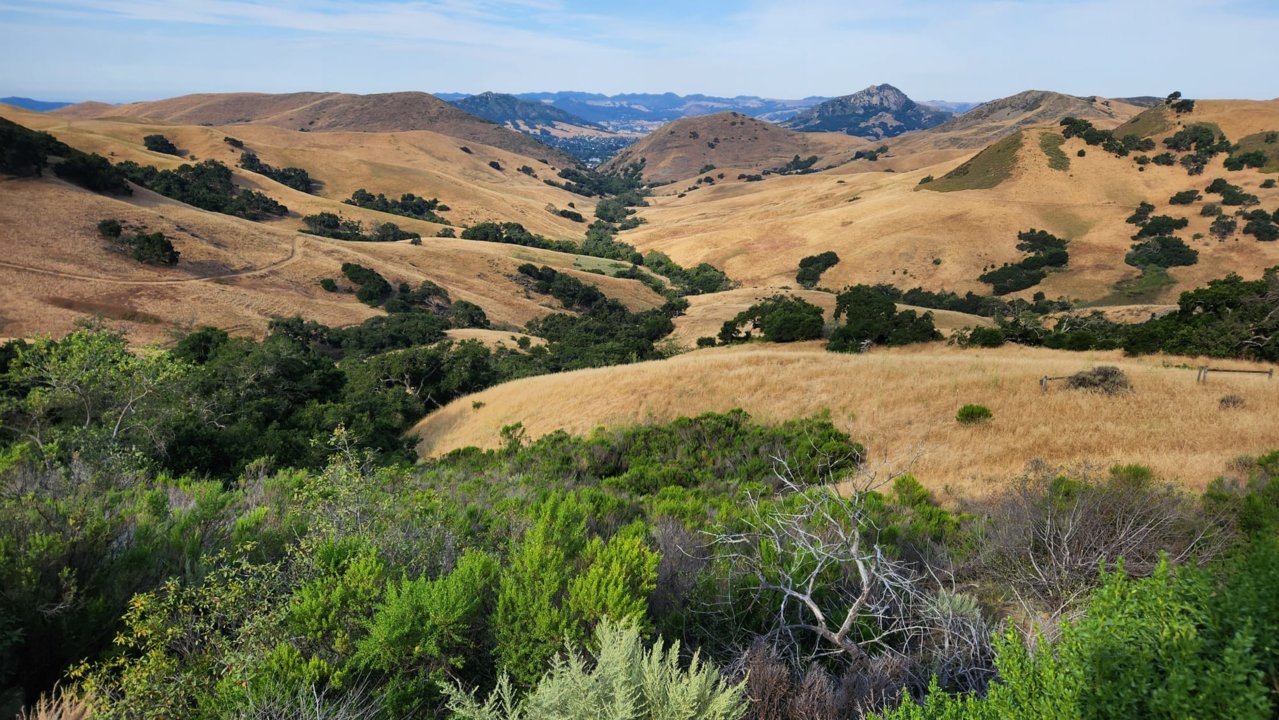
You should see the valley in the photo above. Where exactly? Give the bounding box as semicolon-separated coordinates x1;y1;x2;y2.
2;38;1278;717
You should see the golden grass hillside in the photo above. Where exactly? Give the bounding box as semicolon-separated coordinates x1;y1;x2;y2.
52;91;576;165
0;107;665;343
616;100;1279;304
412;342;1279;496
602;112;868;182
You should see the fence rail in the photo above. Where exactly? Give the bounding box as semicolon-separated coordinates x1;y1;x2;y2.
1196;367;1274;383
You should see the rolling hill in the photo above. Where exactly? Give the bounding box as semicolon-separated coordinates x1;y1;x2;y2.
914;90;1146;149
601;111;866;182
781;84;952;138
53;91;577;165
411;342;1279;493
450;92;603;132
449;92;636;164
0;96;76;112
612;98;1279;305
0;105;666;344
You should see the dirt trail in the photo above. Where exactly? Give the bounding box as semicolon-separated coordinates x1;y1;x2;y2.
0;236;301;285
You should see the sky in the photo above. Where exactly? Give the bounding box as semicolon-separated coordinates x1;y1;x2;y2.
1;0;1277;104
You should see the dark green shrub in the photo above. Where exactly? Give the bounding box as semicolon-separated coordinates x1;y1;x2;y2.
53;152;133;195
142;134;180;156
344;189;449;223
795;251;840;289
238;151;316;193
718;295;825;344
126;231;179;265
96;218;123;239
1133;215;1189;238
1126;236;1199;268
827;285;940;352
957;325;1006;348
319;278;338;292
1127;202;1155;225
1169;190;1201;205
956;404;992;424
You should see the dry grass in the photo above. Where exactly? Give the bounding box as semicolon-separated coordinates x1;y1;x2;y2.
51;90;576;165
603;112;868;182
17;689;93;720
621;102;1279;303
0;107;665;344
412;342;1279;497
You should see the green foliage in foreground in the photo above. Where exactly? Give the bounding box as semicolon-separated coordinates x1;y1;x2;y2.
877;539;1279;720
446;621;747;720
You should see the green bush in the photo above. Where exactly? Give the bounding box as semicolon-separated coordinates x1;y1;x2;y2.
718;295;825;344
142;134;180;156
96;218;123;239
795;251;840;289
344;188;449;223
1125;236;1198;268
1169;190;1201;205
447;620;747;720
955;404;992;424
827;285;941;352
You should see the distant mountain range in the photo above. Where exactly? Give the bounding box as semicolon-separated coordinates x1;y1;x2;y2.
450;92;604;131
439;92;834;133
781;84;953;138
0;96;75;112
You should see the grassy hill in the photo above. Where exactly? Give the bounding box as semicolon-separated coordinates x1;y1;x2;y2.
0;105;665;343
411;342;1279;493
53;91;577;165
601;111;866;182
614;99;1279;304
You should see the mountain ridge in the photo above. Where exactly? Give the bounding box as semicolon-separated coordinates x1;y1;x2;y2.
782;84;952;138
53;91;578;165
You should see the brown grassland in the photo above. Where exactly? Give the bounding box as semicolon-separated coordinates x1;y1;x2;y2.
617;100;1279;304
0;105;665;343
412;342;1279;496
2;94;1277;499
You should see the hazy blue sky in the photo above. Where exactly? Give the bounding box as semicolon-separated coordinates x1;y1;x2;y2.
2;0;1277;103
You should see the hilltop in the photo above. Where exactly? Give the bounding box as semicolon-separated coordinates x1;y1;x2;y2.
782;84;952;138
601;111;865;182
54;91;577;165
916;90;1146;149
0;96;75;112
